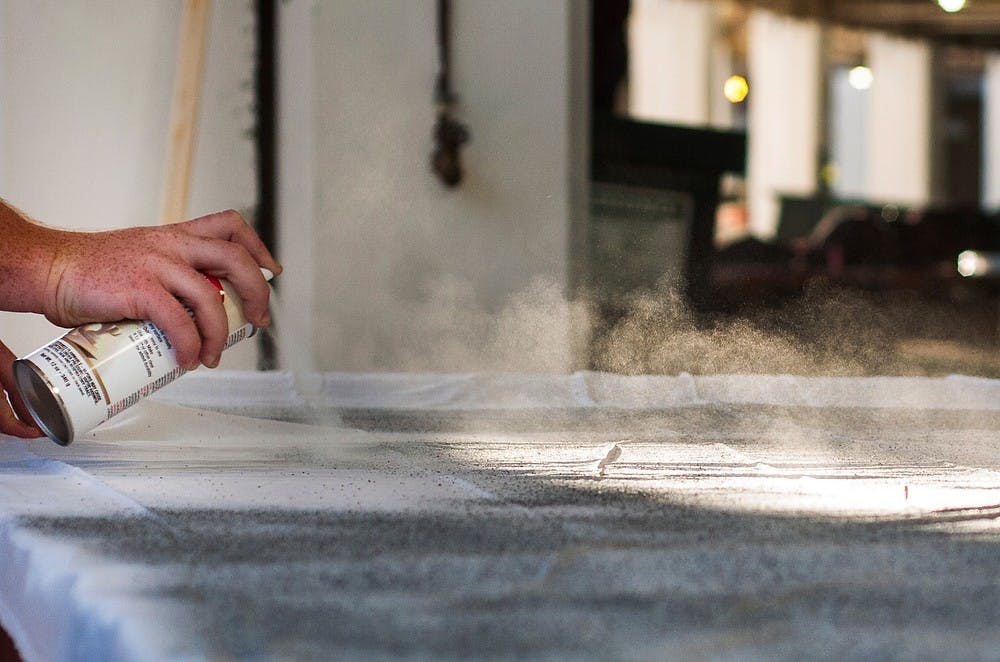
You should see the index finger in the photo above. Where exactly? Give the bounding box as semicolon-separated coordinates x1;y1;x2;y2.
177;210;282;276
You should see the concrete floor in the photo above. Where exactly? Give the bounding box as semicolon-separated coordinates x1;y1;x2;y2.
1;372;999;661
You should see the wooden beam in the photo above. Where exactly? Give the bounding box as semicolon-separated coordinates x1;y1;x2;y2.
750;0;1000;50
160;0;212;225
831;3;1000;27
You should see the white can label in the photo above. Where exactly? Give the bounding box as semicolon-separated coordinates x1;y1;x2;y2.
20;277;254;439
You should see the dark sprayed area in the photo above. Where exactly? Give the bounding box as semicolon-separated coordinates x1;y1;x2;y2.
19;488;1000;660
10;396;1000;660
337;404;1000;436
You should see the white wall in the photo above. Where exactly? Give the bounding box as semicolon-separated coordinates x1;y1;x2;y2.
278;0;583;372
0;0;257;368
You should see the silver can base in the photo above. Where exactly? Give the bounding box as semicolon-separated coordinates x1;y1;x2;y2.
13;359;74;446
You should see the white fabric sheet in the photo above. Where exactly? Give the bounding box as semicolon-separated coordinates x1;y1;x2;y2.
1;371;998;661
151;370;1000;411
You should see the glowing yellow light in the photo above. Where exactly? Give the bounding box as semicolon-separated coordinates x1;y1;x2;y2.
723;75;749;103
848;66;873;90
820;162;838;186
938;0;966;12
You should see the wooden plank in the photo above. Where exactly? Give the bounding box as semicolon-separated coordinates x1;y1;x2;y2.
160;0;212;224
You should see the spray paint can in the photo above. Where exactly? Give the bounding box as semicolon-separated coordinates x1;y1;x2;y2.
13;269;272;446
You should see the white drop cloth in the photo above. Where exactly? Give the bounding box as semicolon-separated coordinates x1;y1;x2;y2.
1;371;998;661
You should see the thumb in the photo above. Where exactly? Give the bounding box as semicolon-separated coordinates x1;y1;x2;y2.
0;340;44;439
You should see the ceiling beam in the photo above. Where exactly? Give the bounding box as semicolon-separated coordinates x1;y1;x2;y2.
749;0;1000;50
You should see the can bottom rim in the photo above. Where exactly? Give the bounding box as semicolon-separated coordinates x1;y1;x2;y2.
13;360;73;446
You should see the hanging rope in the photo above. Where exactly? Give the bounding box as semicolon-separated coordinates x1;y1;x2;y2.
431;0;470;188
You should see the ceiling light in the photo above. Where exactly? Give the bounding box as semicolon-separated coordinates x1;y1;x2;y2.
848;65;873;90
937;0;966;12
723;75;749;103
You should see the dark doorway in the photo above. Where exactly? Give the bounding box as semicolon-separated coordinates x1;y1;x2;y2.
944;73;982;207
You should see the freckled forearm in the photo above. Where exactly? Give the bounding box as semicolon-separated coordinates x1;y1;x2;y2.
0;200;63;315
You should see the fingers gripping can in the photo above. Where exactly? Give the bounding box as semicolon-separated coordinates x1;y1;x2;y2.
13;273;267;446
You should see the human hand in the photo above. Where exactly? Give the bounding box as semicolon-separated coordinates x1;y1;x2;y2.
41;210;281;370
0;341;44;438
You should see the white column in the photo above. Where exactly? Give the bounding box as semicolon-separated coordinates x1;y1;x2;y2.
746;9;822;238
276;0;319;374
866;33;932;206
628;0;714;126
829;66;869;200
982;52;1000;211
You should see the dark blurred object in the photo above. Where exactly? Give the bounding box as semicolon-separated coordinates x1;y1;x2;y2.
807;205;899;275
803;204;1000;276
589;114;747;311
431;0;469;188
584;114;746;370
899;207;999;269
713;196;1000;305
713;236;803;307
431;112;469;188
255;0;278;370
775;194;839;242
592;0;630;112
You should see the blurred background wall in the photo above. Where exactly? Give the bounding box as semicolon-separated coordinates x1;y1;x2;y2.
0;0;586;373
276;0;585;373
0;0;997;376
